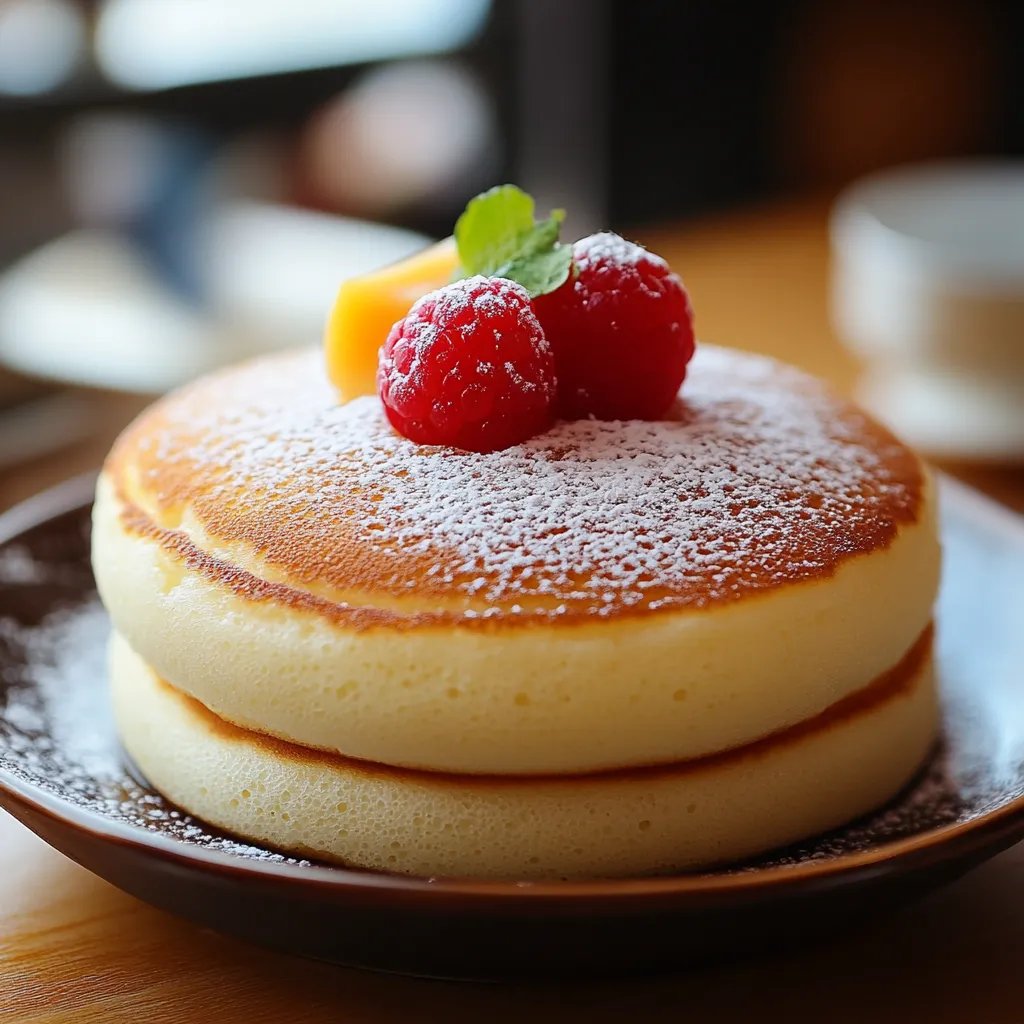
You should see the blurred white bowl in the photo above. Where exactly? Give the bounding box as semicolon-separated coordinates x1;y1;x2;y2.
0;390;99;470
0;202;428;394
831;161;1024;461
200;201;428;348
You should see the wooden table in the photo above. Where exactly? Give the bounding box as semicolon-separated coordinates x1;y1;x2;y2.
3;202;1024;1022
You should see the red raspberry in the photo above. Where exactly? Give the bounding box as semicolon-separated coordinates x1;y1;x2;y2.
378;276;557;453
533;232;695;420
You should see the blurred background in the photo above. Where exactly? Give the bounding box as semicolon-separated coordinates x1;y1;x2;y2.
1;0;1023;509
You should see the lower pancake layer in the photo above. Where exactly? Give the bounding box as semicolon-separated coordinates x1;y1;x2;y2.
110;631;938;880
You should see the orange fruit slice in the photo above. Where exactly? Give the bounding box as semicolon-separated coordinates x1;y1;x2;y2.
324;237;460;401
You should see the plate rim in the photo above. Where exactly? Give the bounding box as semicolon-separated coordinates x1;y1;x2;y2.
2;472;1024;908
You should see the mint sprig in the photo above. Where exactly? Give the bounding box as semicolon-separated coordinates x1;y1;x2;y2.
454;184;573;298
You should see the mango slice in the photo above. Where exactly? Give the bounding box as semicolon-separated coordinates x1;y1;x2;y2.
325;236;460;401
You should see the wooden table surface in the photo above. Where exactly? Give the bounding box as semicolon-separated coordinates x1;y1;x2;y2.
2;201;1024;1022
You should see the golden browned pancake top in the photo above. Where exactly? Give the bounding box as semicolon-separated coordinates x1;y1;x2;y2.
108;345;923;625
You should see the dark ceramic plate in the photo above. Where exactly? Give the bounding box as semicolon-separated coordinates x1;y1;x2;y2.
1;475;1023;981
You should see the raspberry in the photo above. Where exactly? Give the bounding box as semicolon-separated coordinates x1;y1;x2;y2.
533;231;695;420
378;276;557;453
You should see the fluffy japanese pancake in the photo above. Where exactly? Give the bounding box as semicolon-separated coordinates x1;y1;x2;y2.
110;629;937;878
93;345;940;776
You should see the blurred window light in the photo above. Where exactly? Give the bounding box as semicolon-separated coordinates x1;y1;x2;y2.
303;61;497;215
96;0;492;90
0;0;84;96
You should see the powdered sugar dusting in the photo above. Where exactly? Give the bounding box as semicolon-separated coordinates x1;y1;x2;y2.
575;230;667;270
0;600;307;863
402;274;550;359
121;345;921;620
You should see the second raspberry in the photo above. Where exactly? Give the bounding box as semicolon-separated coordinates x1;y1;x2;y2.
534;232;696;421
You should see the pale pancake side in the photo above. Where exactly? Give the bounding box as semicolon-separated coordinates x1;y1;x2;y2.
111;631;939;880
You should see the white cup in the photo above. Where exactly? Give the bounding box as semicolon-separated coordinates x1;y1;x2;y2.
831;161;1024;461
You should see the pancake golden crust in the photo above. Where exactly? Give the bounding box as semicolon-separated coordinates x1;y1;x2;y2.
105;345;923;627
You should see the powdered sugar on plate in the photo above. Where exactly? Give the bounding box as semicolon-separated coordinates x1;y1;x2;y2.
0;598;307;864
0;546;57;585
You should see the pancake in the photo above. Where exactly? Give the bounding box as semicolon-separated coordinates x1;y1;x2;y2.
93;344;940;775
110;628;938;879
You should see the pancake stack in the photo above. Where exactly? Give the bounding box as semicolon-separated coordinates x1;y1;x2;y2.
93;344;940;879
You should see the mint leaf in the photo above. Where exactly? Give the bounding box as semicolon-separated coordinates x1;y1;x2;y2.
454;185;571;298
500;244;574;297
455;185;536;277
498;210;564;266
